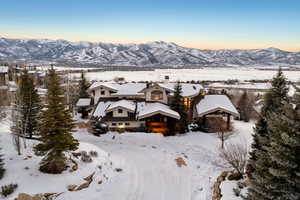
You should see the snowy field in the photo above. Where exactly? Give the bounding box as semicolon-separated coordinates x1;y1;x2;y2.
69;68;300;82
0;116;254;200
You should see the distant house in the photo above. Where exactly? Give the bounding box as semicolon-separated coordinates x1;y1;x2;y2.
0;66;9;87
76;98;92;119
0;66;9;105
89;82;203;135
208;82;271;93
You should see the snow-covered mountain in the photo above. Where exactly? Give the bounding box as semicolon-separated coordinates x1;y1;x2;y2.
0;37;300;66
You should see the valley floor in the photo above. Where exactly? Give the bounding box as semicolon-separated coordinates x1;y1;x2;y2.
0;118;254;200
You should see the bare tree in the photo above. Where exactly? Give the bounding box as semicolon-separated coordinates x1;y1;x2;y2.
0;90;7;120
212;117;233;149
219;141;248;175
10;89;23;155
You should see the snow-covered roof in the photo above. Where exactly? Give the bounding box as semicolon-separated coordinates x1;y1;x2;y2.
0;66;8;73
89;81;203;98
209;82;271;90
162;83;203;97
111;83;145;96
93;101;112;117
138;103;180;120
88;82;119;92
196;95;239;117
76;98;91;107
106;100;136;113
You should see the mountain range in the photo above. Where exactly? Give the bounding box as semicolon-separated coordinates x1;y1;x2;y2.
0;37;300;67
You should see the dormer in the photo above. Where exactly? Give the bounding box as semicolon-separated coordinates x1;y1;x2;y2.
139;83;173;104
105;100;136;118
0;66;9;86
88;82;118;103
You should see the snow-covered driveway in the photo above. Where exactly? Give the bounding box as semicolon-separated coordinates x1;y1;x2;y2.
73;123;253;200
0;119;253;200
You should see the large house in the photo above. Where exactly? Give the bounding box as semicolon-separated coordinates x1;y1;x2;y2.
88;81;239;135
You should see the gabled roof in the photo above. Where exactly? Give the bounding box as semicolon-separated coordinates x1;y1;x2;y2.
89;81;203;98
196;95;239;117
76;98;91;107
139;82;174;93
88;82;118;92
162;83;203;97
138;102;180;120
106;100;136;113
111;83;146;96
93;101;112;117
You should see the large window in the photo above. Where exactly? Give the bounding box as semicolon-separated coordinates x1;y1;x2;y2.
118;109;123;113
151;90;163;100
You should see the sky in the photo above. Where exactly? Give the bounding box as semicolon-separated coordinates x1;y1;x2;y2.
0;0;299;51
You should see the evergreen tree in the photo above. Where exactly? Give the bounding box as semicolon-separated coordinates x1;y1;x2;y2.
170;82;188;134
77;72;90;119
247;68;289;199
18;69;41;139
237;90;252;122
265;89;300;200
34;68;79;174
78;72;90;99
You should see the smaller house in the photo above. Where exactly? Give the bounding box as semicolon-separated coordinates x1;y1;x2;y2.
193;95;239;132
76;98;92;119
0;66;9;87
0;66;9;105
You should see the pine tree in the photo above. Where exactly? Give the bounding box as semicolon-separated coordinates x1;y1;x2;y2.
246;68;289;199
77;72;90;119
265;89;300;200
34;68;79;174
170;82;188;134
237;90;252;122
18;69;41;139
78;72;90;99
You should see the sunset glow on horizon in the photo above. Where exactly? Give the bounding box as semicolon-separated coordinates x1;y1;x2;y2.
0;0;299;52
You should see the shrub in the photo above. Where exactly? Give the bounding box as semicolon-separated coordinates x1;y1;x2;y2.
115;168;123;172
81;151;92;163
89;151;98;157
233;187;241;197
227;172;243;181
1;184;18;197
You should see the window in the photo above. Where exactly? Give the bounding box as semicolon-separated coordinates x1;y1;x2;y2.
118;123;123;125
112;123;116;126
125;122;130;126
118;109;123;113
151;90;163;100
101;91;105;95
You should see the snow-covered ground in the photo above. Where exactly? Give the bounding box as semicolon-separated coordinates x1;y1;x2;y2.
69;68;300;82
0;116;254;200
